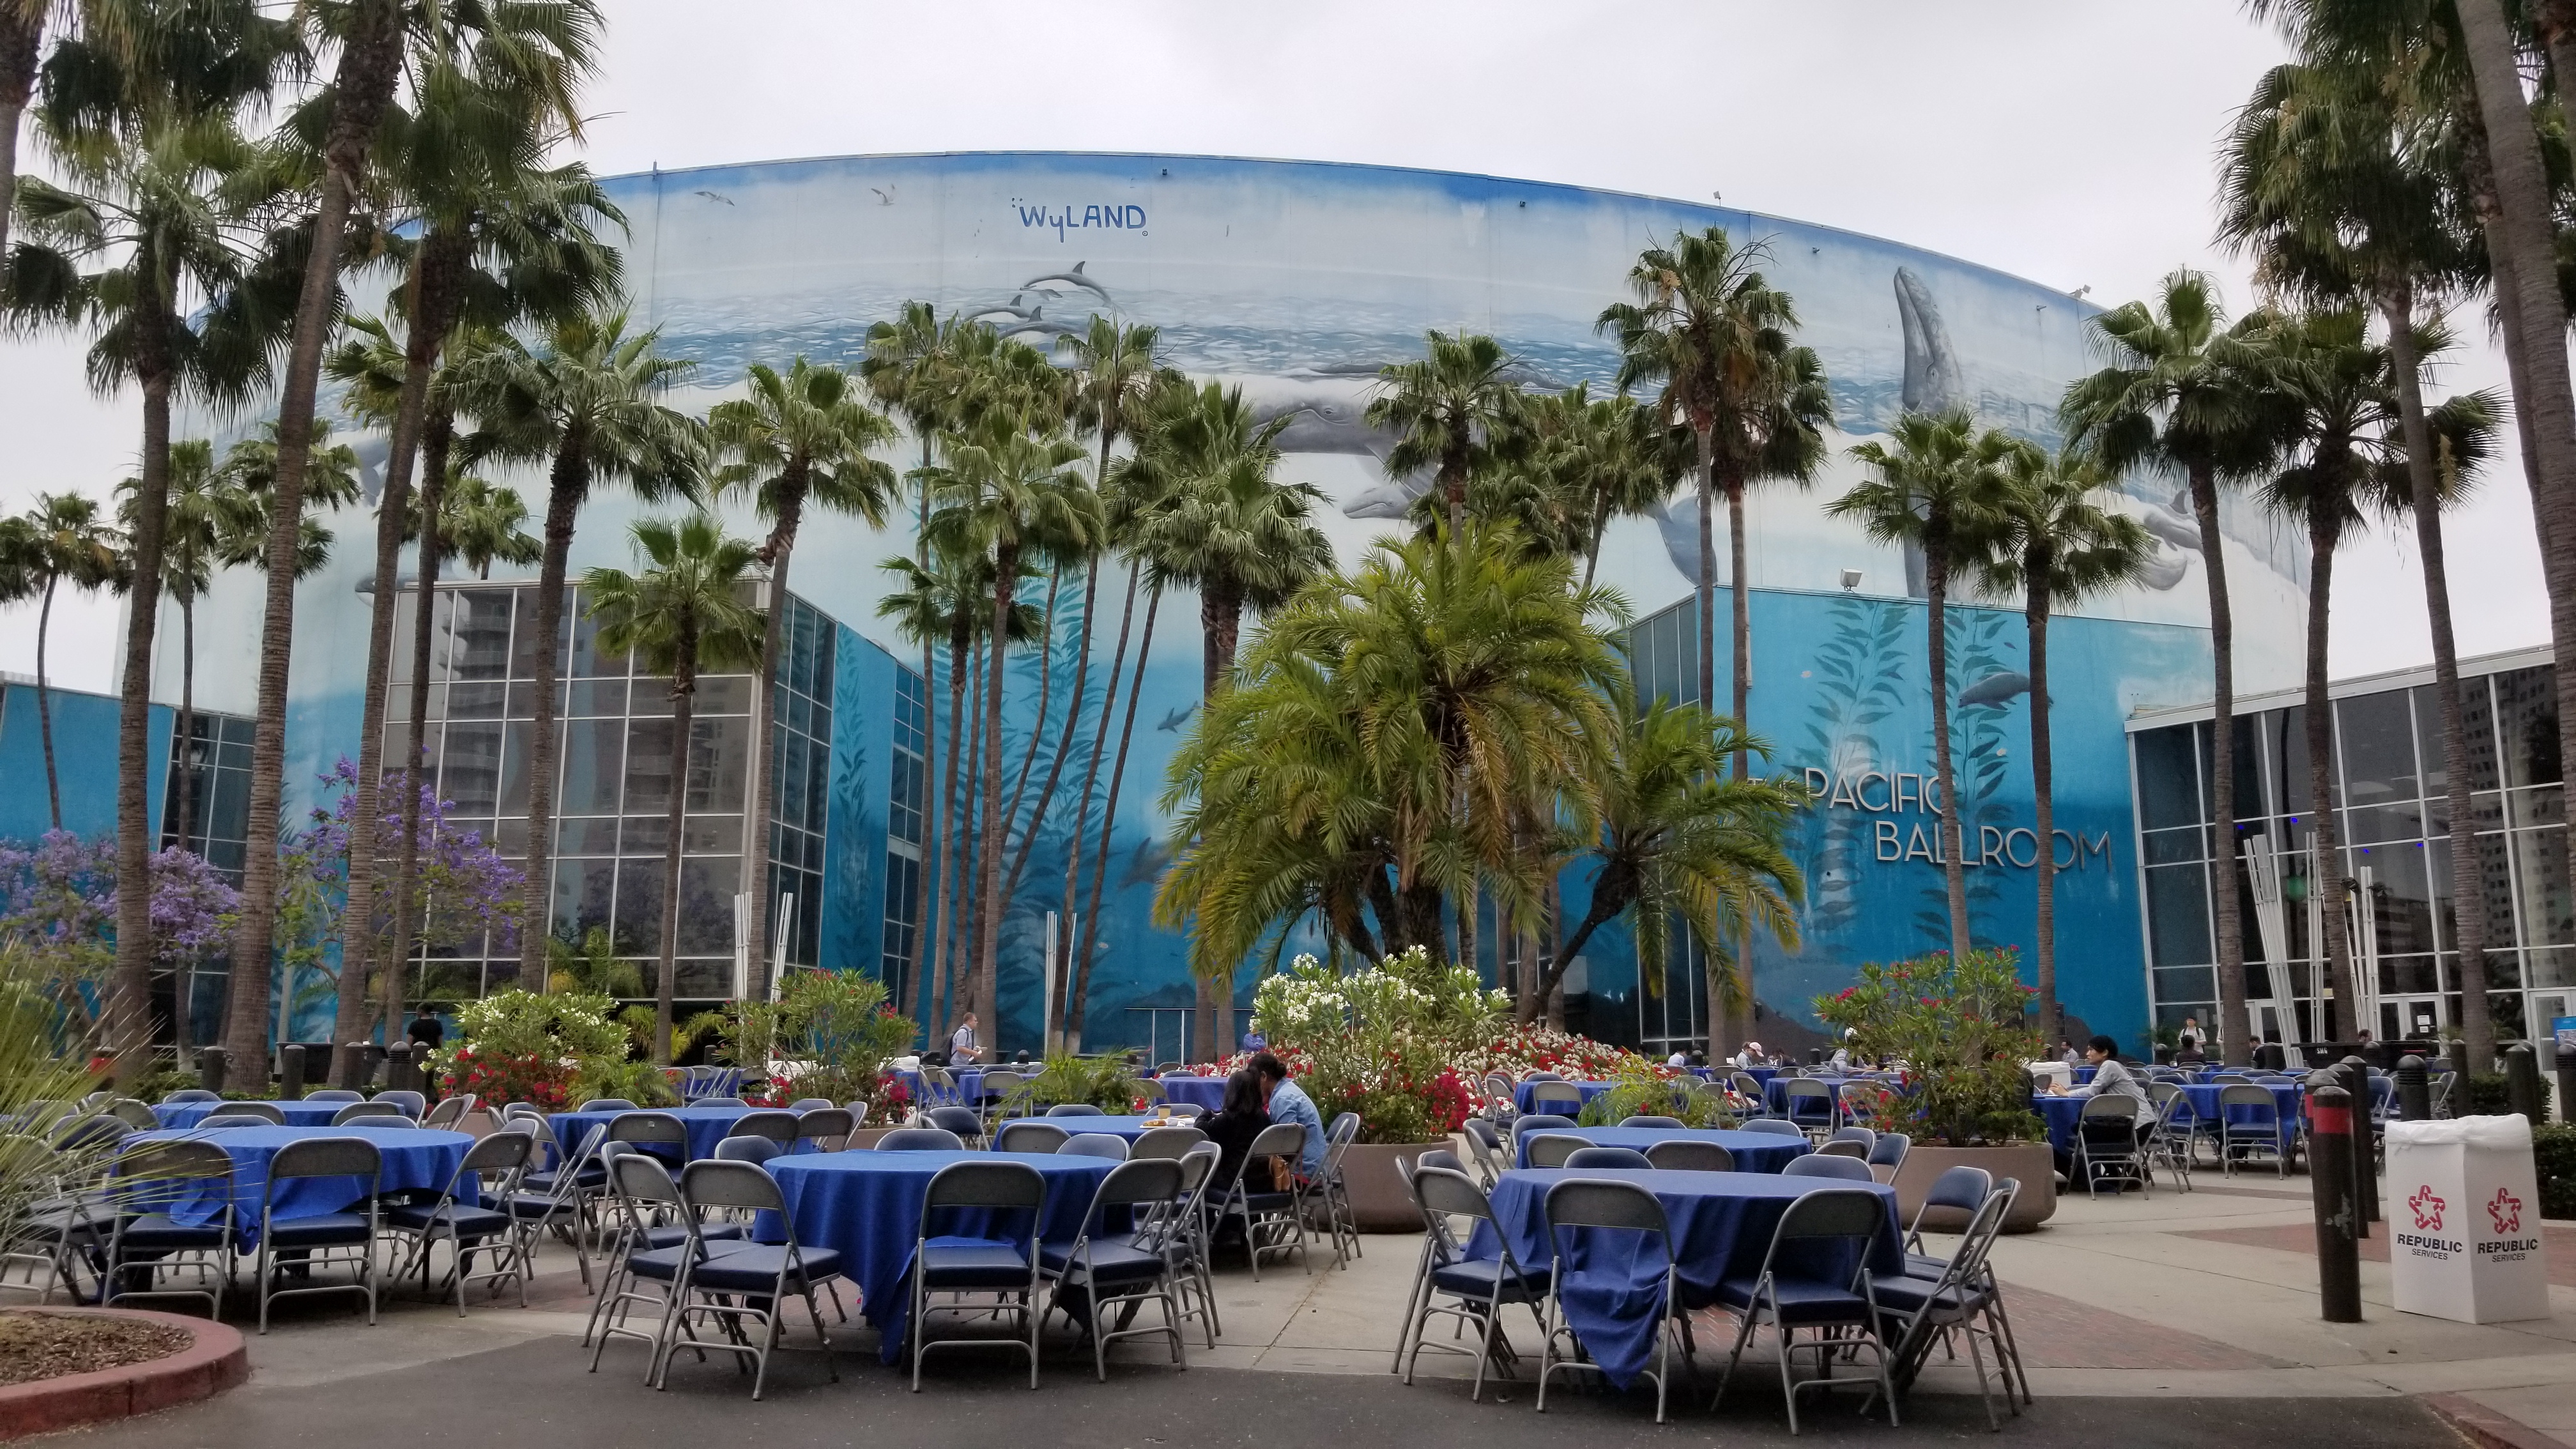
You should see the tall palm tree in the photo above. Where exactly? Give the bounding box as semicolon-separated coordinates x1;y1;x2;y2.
583;514;763;1061
2060;273;2274;1065
1972;445;2148;1042
1127;380;1333;1053
1537;702;1806;1025
920;411;1100;1044
429;474;542;578
2220;50;2504;1066
709;358;896;997
1158;525;1627;990
1599;227;1827;763
1542;385;1689;590
1830;409;2012;965
8;6;295;1076
11;493;125;830
1366;330;1524;539
446;309;704;998
0;0;44;263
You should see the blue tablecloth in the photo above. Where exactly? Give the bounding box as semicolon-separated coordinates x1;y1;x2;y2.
128;1124;472;1249
761;1149;1117;1363
894;1067;990;1107
548;1104;774;1162
1512;1126;1811;1172
1156;1076;1229;1112
1513;1080;1619;1116
1036;1114;1193;1143
2180;1082;2304;1154
152;1100;353;1130
1472;1168;1904;1389
1763;1076;1860;1118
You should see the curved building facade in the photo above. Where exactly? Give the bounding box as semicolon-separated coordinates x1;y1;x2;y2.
160;152;2304;1054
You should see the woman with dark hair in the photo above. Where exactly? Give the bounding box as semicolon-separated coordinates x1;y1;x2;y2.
1202;1068;1272;1192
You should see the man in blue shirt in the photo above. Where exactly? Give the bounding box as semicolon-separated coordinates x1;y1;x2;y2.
1250;1052;1324;1179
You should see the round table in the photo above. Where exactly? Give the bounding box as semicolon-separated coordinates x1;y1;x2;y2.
1512;1079;1620;1116
548;1103;781;1162
128;1124;473;1248
1471;1167;1905;1389
1510;1126;1811;1172
1156;1076;1229;1112
1024;1114;1199;1144
2177;1082;2304;1156
152;1100;360;1130
762;1149;1119;1363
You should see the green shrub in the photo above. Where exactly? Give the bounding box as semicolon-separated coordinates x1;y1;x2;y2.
696;971;919;1119
1009;1054;1143;1113
2533;1124;2576;1221
1577;1065;1733;1128
1814;946;2044;1147
2465;1073;2513;1116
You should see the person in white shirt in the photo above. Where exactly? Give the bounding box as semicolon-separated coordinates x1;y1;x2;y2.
949;1012;981;1064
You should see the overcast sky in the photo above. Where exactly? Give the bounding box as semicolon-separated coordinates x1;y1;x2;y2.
0;1;2551;693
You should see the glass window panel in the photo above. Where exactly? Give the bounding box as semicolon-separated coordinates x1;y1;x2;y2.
2271;707;2314;820
440;723;503;815
689;717;749;813
449;589;514;680
2505;786;2564;832
498;720;536;815
777;733;810;833
2494;667;2561;789
2144;827;2204;866
681;815;739;854
2356;841;2437;958
558;719;623;816
673;959;732;1000
555;857;614;942
621;816;667;857
569;679;627;717
676;857;740;956
506;679;567;720
557;817;620;855
693;676;753;716
447;682;505;720
494;816;530;856
2153;966;2217;1004
568;595;629;678
2135;726;2202;831
2418;680;2499;797
2529;945;2575;989
388;592;417;685
509;586;571;681
628;681;673;717
2490;990;2530;1041
2512;827;2572;946
613;862;663;957
2145;862;2213;967
2336;689;2420;815
624;719;675;816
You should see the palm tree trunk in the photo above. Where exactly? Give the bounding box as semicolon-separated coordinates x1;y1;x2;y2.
518;448;585;986
385;405;454;1031
974;541;1016;1054
1693;425;1717;710
1924;545;1971;962
35;574;59;831
2380;284;2494;1068
931;622;969;1031
2186;459;2249;1066
2458;0;2576;946
743;468;808;1000
1059;562;1138;1046
1726;470;1751;775
1193;579;1244;1059
1002;560;1097;919
2027;563;2060;1043
1070;586;1160;1045
114;312;174;1085
229;0;405;1073
654;645;696;1063
0;0;40;262
2303;509;2359;1038
174;592;195;850
999;568;1062;839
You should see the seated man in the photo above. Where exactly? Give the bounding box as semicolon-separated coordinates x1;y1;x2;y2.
2050;1036;2148;1101
1249;1051;1324;1182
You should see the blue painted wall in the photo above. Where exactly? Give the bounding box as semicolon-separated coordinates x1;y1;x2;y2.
0;682;169;844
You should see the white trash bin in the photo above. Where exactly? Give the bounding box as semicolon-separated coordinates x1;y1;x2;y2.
2384;1114;2551;1324
2027;1061;2072;1093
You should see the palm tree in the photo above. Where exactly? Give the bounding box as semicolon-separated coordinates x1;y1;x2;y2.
920;411;1100;1044
2219;50;2503;1065
447;308;705;993
1158;525;1627;992
114;443;263;852
6;10;293;1075
709;358;896;997
1972;445;2149;1042
1830;409;2012;965
1600;227;1828;768
1367;330;1524;539
0;0;43;263
583;515;764;1061
1126;380;1333;1052
10;493;125;830
1542;385;1689;589
1537;701;1807;1025
2060;273;2274;1065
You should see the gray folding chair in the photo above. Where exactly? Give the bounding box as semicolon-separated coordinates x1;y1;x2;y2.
101;1138;234;1316
993;1120;1070;1155
1043;1102;1107;1117
1712;1188;1900;1432
1563;1146;1652;1171
1815;1138;1871;1161
331;1100;405;1126
256;1136;381;1333
655;1160;844;1399
1396;1164;1548;1401
1061;1133;1131;1161
1644;1138;1734;1172
922;1105;986;1146
909;1159;1046;1391
206;1100;284;1126
1537;1177;1687;1423
384;1129;535;1314
1740;1118;1803;1139
1524;1133;1587;1169
1214;1122;1312;1280
1310;1112;1364;1268
728;1110;801;1147
1039;1157;1191;1381
576;1098;640;1112
1460;1117;1508;1189
422;1094;476;1130
306;1089;364;1103
878;1127;966;1152
372;1091;427;1117
1131;1125;1207;1160
1526;1080;1584;1115
1874;1179;2025;1429
2074;1096;2147;1196
1619;1115;1685;1130
792;1107;854;1153
1784;1154;1874;1181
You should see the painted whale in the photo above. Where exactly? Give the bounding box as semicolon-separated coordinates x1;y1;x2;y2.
1156;702;1195;733
2135;539;2190;590
1893;267;1966;599
1958;671;2033;707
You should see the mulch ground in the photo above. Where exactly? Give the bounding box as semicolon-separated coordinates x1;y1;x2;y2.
0;1312;192;1387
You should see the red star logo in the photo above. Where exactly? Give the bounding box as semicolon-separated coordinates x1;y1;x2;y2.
2488;1188;2522;1236
2409;1185;2446;1231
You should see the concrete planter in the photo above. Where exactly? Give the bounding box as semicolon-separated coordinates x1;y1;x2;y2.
1889;1142;2057;1232
0;1308;247;1441
1341;1140;1445;1231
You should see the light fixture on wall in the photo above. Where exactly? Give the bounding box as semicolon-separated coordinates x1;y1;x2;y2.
1839;569;1863;592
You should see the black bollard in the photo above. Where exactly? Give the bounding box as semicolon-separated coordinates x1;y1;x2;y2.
278;1043;306;1100
2557;1046;2576;1127
337;1041;368;1091
196;1045;227;1096
2396;1054;2432;1122
2445;1038;2471;1081
2340;1055;2378;1230
385;1043;415;1095
362;1043;387;1088
2305;1079;2364;1323
2503;1042;2545;1123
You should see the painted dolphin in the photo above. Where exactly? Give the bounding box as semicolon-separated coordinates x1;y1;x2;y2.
1000;315;1090;342
2135;539;2190;590
1156;702;1195;733
1022;261;1111;303
1119;836;1174;888
963;299;1041;323
1958;671;2033;708
2140;504;2202;554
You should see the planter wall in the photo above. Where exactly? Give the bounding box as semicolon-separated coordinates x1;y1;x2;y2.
1341;1140;1447;1231
1888;1142;2057;1233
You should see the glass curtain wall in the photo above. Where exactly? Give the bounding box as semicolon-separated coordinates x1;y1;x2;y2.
1617;596;1713;1055
882;664;928;1015
2128;659;2569;1046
